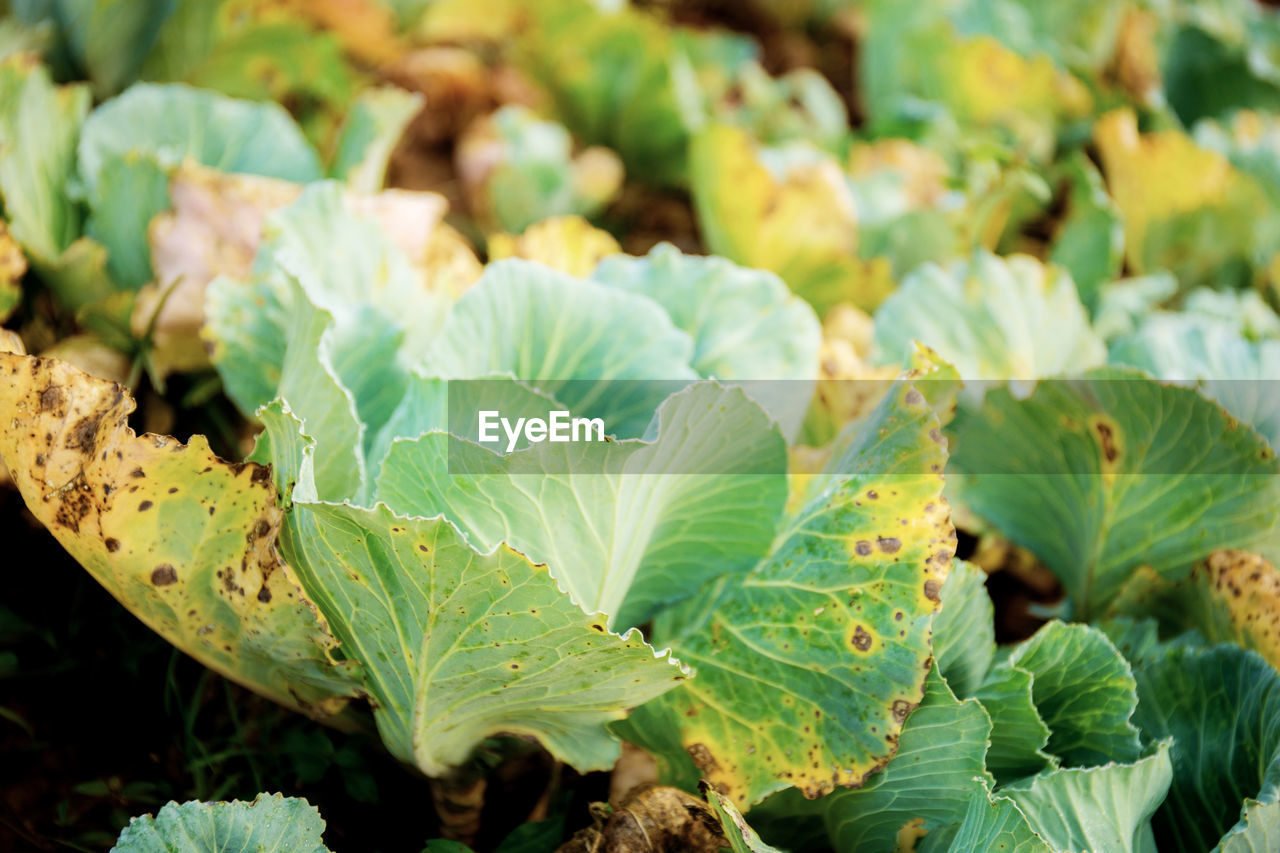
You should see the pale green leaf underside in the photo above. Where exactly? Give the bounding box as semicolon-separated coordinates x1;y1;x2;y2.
374;382;788;628
872;250;1105;383
424;259;698;438
1002;742;1173;853
1109;313;1280;450
591;243;821;439
111;793;331;853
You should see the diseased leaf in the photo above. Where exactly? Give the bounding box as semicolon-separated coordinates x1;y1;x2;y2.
1133;643;1280;853
376;383;788;629
690;124;879;313
112;793;331;853
1094;108;1274;290
618;377;954;806
763;668;993;852
872;250;1105;385
275;492;688;776
948;368;1280;618
0;347;360;719
0;220;26;323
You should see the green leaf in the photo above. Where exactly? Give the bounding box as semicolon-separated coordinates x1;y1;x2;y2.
1002;741;1173;853
112;793;331;853
425;259;697;438
209;274;365;503
0;55;111;311
139;3;355;121
1133;643;1280;852
706;787;785;853
330;86;425;192
933;793;1050;853
1003;621;1142;767
0;348;361;720
375;382;788;629
591;243;820;440
948;368;1280;618
458;104;622;233
973;663;1052;783
512;2;694;188
619;377;954;806
1109;313;1280;449
77;82;323;289
932;559;995;699
47;0;176;97
1049;151;1124;313
872;250;1105;384
282;499;688;776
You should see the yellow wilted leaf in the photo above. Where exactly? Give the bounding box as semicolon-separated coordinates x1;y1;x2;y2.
0;343;363;719
487;216;621;277
1095;109;1271;286
691;124;893;313
0;219;25;324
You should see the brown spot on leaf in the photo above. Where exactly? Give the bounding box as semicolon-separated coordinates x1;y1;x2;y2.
65;413;103;450
854;540;872;556
138;500;154;512
892;699;916;721
1094;420;1119;463
104;538;120;552
151;564;178;586
877;536;902;554
37;385;62;412
923;579;941;602
851;626;872;651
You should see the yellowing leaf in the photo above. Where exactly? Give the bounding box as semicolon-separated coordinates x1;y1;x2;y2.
1094;108;1272;287
487;215;621;277
0;219;25;323
691;124;891;313
0;346;362;719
